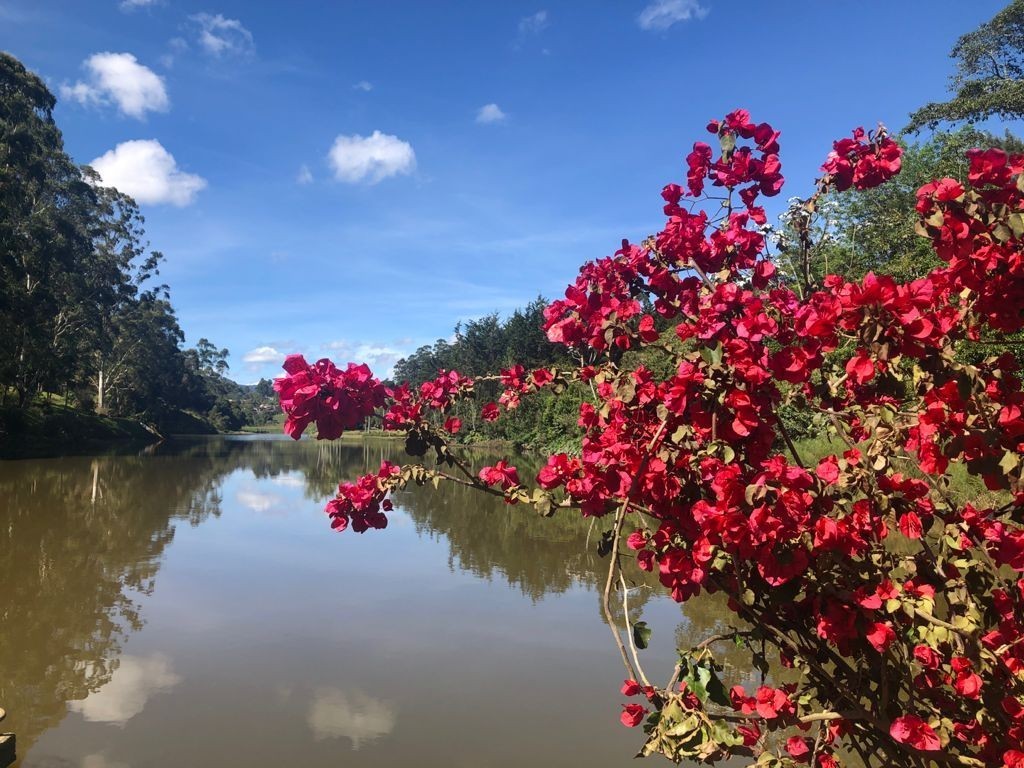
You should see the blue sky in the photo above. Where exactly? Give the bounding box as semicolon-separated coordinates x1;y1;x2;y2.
0;0;1010;382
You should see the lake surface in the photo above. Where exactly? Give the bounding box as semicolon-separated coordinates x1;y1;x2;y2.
0;435;738;767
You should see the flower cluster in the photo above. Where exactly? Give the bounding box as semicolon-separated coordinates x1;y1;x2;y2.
325;461;400;532
820;125;903;192
273;355;387;440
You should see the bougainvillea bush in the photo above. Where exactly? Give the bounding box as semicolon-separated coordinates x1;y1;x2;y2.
275;110;1024;767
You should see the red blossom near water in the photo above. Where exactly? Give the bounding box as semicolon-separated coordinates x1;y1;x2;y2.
325;460;399;533
478;460;520;491
481;402;500;422
444;416;462;434
274;355;387;440
621;679;641;696
626;530;647;550
736;723;760;747
890;714;941;751
729;685;797;721
621;703;648;727
785;736;810;760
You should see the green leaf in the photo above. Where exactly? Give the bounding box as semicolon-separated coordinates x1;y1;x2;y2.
682;663;711;703
534;495;554;517
704;665;731;707
999;450;1020;474
633;621;652;650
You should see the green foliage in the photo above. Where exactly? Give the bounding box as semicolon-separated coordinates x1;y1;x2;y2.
392;297;581;452
907;0;1024;131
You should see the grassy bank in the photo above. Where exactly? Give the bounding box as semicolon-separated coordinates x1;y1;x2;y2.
0;402;159;458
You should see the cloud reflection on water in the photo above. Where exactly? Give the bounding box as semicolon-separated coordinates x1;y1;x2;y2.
306;687;396;750
69;654;181;726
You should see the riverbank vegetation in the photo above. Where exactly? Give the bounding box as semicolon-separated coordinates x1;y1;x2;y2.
0;53;278;446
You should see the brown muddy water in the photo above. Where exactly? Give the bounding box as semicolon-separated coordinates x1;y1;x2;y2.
0;435;740;767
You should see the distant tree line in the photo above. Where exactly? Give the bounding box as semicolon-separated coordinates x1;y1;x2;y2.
0;52;271;433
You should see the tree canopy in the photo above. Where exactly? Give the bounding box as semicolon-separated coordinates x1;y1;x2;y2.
908;0;1024;131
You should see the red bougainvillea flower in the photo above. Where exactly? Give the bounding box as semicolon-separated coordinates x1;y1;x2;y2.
866;622;896;653
785;736;810;761
890;715;941;751
621;704;648;728
478;460;520;490
481;402;500;422
274;355;387;440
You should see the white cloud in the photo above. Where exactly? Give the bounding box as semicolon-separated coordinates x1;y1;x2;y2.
236;488;285;514
352;80;373;92
475;103;507;124
637;0;709;30
272;472;306;489
307;688;396;750
322;340;408;378
90;140;206;206
60;53;168;119
296;164;313;185
70;654;181;726
243;346;285;367
518;10;548;36
327;131;416;184
119;0;159;9
189;12;254;57
160;37;189;68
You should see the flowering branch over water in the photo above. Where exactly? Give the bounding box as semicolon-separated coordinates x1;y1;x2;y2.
276;110;1024;767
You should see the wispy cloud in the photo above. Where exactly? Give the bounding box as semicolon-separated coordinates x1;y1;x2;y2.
296;164;313;185
119;0;160;9
60;52;168;119
189;12;254;57
90;140;206;206
243;345;285;369
637;0;709;30
518;10;549;37
327;131;416;184
475;103;507;124
321;340;410;377
352;80;373;92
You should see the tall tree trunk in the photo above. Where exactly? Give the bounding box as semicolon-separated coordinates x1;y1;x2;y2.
97;367;105;413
